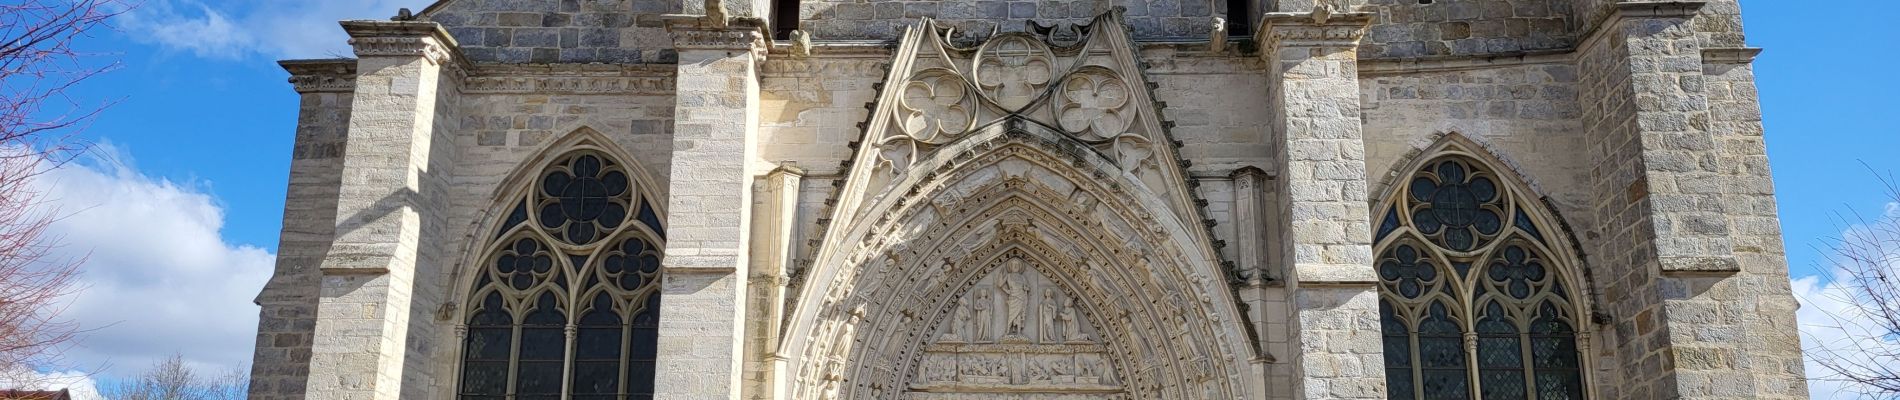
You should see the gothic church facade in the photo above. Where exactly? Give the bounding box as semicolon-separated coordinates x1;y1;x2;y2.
249;0;1807;399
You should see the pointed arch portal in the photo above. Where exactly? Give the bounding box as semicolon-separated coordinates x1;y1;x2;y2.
778;11;1260;399
781;122;1261;399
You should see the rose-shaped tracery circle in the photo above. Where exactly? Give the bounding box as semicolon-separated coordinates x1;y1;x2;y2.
1057;71;1132;139
601;236;663;292
974;36;1054;111
496;237;556;291
1408;158;1504;251
538;153;632;245
898;71;973;142
1486;244;1548;300
1378;243;1440;299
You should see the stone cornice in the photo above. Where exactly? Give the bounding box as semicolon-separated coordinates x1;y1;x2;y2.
1574;1;1708;57
280;59;357;93
1702;47;1763;65
664;15;769;52
1608;1;1707;20
462;64;677;95
1254;9;1374;53
341;20;470;70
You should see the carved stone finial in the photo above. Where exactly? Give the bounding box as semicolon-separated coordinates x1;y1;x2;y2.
706;0;730;27
791;29;813;57
1310;5;1332;25
1208;17;1228;52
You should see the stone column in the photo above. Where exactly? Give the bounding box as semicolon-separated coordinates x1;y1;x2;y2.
1577;2;1805;399
656;17;767;400
1257;11;1384;400
249;60;355;400
744;166;803;399
302;21;460;400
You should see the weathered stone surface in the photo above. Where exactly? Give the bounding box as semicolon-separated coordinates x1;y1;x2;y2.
251;3;1805;400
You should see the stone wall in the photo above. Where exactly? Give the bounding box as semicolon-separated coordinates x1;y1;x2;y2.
420;0;678;63
1359;61;1589;209
1358;0;1575;59
248;60;355;400
796;0;1221;40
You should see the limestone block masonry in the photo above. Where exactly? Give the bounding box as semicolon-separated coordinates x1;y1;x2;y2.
249;0;1807;399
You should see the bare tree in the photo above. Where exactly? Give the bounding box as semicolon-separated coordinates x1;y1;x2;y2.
0;0;125;383
100;354;247;400
1802;171;1900;398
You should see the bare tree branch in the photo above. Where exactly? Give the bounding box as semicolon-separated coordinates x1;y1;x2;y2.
0;0;128;386
1803;166;1900;398
100;354;247;400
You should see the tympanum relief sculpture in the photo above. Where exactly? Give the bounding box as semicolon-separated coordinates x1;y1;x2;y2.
908;257;1123;399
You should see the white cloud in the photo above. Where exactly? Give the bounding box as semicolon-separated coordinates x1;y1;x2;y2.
120;0;439;60
1795;201;1900;400
117;1;253;59
29;144;273;380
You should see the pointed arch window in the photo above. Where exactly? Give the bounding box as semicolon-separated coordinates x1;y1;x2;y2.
1374;150;1587;400
460;151;667;400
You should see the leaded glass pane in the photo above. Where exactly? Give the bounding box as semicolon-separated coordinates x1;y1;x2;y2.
628;291;662;396
1531;302;1583;400
573;293;624;396
638;200;666;239
461;292;512;398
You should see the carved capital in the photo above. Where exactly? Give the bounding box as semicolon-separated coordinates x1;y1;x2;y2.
280;59;357;93
341;20;461;66
1255;9;1373;54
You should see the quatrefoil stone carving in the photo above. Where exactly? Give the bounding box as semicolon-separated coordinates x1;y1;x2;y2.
899;72;972;141
975;36;1054;111
1058;72;1132;139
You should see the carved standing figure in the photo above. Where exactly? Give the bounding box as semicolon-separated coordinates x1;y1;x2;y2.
821;305;866;399
1000;258;1030;339
1040;290;1061;343
971;289;993;342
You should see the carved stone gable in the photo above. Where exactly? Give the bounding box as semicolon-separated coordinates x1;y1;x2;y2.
873;13;1172;177
828;9;1211;251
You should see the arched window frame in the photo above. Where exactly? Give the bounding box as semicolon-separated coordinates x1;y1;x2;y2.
447;131;668;400
1370;136;1597;400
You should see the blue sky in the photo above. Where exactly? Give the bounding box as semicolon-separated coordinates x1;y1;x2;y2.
7;0;1894;398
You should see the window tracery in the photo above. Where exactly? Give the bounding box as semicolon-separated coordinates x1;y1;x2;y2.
1376;152;1587;400
460;151;665;400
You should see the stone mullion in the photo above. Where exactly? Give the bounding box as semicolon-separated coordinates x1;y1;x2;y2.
655;17;767;400
303;21;460;400
1258;11;1384;400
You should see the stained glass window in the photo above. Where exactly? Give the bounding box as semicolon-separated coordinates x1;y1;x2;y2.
1375;152;1587;400
460;151;665;399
